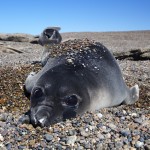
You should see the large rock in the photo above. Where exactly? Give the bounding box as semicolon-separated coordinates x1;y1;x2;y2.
114;48;150;60
0;33;38;43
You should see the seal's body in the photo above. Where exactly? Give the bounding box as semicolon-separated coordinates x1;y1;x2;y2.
24;39;139;127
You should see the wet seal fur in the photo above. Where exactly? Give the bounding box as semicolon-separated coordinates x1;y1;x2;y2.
23;39;139;127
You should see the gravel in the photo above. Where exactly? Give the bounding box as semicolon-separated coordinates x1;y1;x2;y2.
0;31;150;149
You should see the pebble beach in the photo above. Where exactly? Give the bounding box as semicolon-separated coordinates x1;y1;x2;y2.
0;31;150;149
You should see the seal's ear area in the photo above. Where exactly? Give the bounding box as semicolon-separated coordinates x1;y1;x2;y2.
23;84;31;100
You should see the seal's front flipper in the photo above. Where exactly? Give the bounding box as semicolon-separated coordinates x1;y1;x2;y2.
24;72;37;99
123;84;139;105
18;110;31;125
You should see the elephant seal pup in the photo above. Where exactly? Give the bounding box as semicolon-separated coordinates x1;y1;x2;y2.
38;27;62;46
38;27;62;66
23;39;139;127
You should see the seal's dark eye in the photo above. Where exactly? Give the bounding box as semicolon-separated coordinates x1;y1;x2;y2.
65;95;78;106
33;88;43;97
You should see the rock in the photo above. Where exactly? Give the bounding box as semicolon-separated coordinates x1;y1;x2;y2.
96;113;103;118
0;33;37;43
0;113;7;122
120;130;131;137
84;143;91;149
0;134;4;142
5;143;12;150
66;135;77;145
0;143;7;150
108;123;117;130
97;133;105;140
84;117;93;123
44;134;53;142
131;113;138;117
134;118;143;124
80;129;89;137
135;141;144;148
105;133;111;138
18;115;30;124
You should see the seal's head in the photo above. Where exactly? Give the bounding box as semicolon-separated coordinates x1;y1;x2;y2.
29;65;90;127
38;27;62;46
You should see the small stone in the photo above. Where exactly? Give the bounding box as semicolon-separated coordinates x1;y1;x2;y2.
18;115;30;124
109;123;117;130
0;113;7;122
135;141;144;148
130;148;136;150
96;143;103;149
44;134;53;142
124;145;131;149
131;113;138;117
101;126;109;133
120;116;125;120
84;117;92;123
80;129;89;137
120;130;131;137
123;138;129;144
29;139;36;146
97;133;105;140
139;137;145;142
134;118;143;124
85;128;88;132
84;143;91;149
132;130;140;136
0;134;4;141
67;58;73;64
115;141;123;148
105;133;111;139
144;145;150;150
67;135;77;146
5;143;12;150
96;123;103;128
97;113;103;118
122;110;127;115
68;129;76;136
88;125;95;130
0;143;6;150
0;121;6;127
18;145;26;149
145;139;150;145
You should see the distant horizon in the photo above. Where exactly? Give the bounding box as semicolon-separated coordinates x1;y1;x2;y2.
0;29;150;36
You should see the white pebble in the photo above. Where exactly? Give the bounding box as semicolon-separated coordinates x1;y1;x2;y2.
135;141;144;148
131;113;137;117
0;134;4;142
97;113;103;118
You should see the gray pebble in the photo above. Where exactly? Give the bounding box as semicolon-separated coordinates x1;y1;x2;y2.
44;134;53;142
120;130;131;137
97;133;105;140
67;135;77;145
134;118;143;124
80;129;89;137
